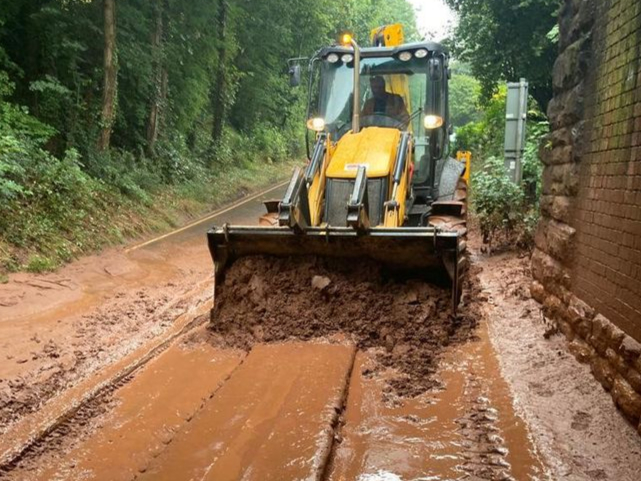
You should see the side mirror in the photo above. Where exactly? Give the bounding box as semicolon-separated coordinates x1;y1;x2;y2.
289;64;301;87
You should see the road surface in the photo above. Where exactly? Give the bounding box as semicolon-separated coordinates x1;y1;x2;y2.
1;182;640;481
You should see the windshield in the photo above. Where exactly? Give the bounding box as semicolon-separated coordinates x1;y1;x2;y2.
313;53;446;184
319;56;429;136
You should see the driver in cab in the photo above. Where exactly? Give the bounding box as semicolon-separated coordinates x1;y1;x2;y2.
361;76;409;125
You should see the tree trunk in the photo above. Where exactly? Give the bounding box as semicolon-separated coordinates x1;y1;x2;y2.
98;0;117;152
146;0;166;156
211;0;228;152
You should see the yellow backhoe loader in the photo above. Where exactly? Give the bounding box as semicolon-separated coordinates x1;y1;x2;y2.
208;25;469;311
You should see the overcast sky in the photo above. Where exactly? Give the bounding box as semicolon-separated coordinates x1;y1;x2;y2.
407;0;456;42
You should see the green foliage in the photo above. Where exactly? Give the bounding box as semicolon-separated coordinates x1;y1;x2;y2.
449;71;482;127
452;86;508;159
522;119;548;201
26;255;58;273
344;0;420;42
444;0;558;109
0;0;419;273
473;156;526;247
454;85;547;251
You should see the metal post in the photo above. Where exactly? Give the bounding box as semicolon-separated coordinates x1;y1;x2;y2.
515;78;527;183
350;39;360;134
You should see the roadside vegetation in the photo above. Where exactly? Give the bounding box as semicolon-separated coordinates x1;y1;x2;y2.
0;0;560;272
0;0;417;273
445;0;558;251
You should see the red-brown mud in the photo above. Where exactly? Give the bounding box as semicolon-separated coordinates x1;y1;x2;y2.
476;247;641;481
139;341;356;481
208;255;480;397
0;183;287;439
0;239;212;436
3;188;640;481
4;338;244;481
328;320;547;481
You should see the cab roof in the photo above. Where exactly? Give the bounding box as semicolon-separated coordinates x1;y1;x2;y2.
317;41;449;59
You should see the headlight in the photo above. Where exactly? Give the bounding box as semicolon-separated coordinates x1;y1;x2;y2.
326;53;339;63
414;49;428;58
398;51;412;62
341;53;354;63
424;115;444;130
306;117;326;132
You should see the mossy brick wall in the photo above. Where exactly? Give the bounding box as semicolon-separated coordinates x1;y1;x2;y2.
532;0;641;433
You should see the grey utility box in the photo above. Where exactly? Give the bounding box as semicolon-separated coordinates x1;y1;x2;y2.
504;78;528;183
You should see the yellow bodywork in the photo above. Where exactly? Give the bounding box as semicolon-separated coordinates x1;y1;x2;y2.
370;24;404;47
307;135;334;226
326;128;400;179
305;24;416;230
383;143;411;227
456;150;472;184
308;126;412;228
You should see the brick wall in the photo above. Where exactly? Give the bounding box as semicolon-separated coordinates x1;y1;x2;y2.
573;0;641;340
532;0;641;433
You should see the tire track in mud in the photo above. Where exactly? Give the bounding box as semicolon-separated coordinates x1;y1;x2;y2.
456;379;515;481
317;348;358;481
3;253;546;480
0;277;213;475
1;376;126;478
4;340;247;481
318;349;358;481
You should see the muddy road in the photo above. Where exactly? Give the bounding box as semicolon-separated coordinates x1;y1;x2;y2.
1;184;641;481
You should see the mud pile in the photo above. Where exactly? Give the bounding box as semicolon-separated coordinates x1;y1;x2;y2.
209;256;479;396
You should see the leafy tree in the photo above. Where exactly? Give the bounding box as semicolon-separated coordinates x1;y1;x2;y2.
444;0;558;109
449;72;482;127
98;0;117;151
343;0;420;42
0;0;421;270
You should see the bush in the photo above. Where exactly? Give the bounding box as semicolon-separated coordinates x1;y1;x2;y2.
473;155;541;251
474;156;524;244
452;82;548;252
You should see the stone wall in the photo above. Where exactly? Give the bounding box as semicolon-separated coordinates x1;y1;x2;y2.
531;0;641;434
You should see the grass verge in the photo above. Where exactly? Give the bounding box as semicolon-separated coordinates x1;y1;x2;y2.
0;159;298;274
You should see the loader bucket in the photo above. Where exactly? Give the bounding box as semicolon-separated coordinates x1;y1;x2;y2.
207;225;465;312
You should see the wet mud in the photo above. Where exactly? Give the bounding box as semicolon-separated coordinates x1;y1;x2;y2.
209;255;480;397
0;282;203;434
139;341;356;481
476;248;641;481
8;340;244;481
4;202;641;481
0;235;214;436
327;323;545;481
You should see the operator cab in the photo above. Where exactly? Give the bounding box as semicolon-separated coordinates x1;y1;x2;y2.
306;41;450;201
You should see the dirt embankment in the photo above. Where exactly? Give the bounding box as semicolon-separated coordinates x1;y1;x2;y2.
208;256;481;397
